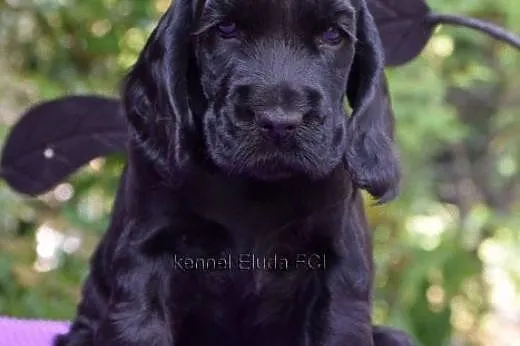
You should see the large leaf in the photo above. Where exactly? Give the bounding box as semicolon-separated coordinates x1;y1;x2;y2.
369;0;434;66
0;96;126;196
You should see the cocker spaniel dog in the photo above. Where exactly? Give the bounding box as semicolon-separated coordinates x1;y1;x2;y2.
56;0;413;345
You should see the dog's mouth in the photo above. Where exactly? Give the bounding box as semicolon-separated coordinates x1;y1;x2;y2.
209;140;340;181
245;160;297;181
228;143;335;181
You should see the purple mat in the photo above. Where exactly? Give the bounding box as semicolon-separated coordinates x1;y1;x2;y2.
0;317;70;346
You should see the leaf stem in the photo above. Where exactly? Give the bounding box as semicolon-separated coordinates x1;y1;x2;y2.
429;13;520;49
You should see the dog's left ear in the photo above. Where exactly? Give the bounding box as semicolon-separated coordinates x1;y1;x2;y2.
122;0;206;184
344;1;400;203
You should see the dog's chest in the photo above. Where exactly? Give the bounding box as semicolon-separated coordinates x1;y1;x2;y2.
172;261;325;346
168;221;331;346
171;223;329;293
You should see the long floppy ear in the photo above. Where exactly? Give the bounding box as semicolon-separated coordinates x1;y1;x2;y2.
344;1;400;203
122;0;204;184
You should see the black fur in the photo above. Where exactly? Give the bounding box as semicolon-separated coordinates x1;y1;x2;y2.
55;1;411;345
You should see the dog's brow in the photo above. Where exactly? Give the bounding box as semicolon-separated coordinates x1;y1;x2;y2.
325;0;356;22
193;0;207;23
328;0;355;14
193;0;357;37
200;0;236;19
200;0;355;19
193;0;236;34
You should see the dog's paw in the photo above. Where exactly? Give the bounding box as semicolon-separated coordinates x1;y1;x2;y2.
52;334;70;346
53;331;92;346
373;326;416;346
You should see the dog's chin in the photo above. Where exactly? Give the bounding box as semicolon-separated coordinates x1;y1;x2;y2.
243;162;300;181
213;152;341;182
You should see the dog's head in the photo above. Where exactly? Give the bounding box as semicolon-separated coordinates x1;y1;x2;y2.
123;0;400;202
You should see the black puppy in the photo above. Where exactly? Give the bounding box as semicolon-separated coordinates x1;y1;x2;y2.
56;0;411;345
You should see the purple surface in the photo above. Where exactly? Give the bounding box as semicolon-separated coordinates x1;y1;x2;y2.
0;317;70;346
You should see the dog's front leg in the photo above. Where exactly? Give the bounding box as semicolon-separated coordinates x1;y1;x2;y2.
94;224;175;346
54;262;109;345
321;296;374;346
95;297;173;346
320;261;374;346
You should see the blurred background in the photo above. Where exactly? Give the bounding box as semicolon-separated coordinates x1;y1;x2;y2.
0;0;519;345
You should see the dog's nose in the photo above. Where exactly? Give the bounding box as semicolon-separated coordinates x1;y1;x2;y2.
255;110;302;137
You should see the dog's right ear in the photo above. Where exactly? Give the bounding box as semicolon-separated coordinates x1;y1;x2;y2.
123;0;204;184
343;1;400;203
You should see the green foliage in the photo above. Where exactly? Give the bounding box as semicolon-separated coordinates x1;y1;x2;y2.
1;1;519;345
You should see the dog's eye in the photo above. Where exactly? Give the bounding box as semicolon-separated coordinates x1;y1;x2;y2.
320;27;343;45
217;22;238;39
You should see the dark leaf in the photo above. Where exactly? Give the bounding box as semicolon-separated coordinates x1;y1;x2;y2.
368;0;435;66
0;96;127;196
